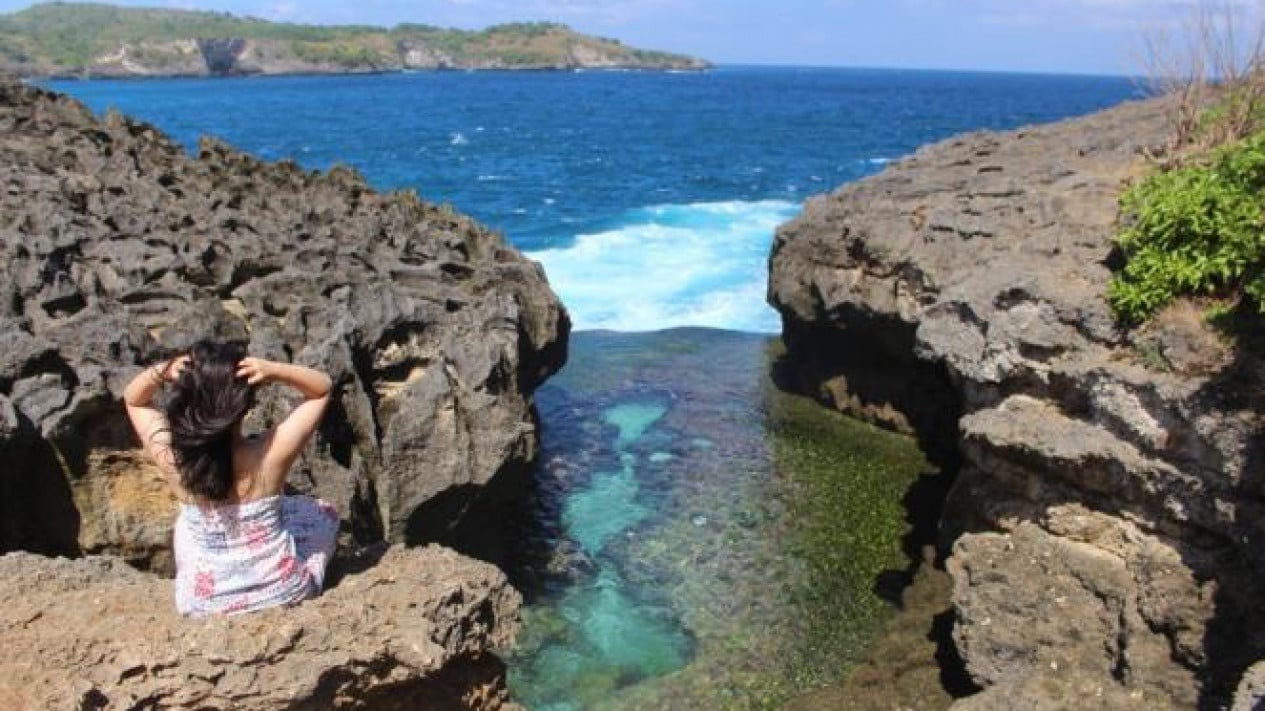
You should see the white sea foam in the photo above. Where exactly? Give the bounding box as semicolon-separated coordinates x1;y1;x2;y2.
526;200;800;333
450;132;468;146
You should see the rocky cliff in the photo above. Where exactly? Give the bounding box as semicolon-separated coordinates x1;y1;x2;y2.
0;75;569;571
0;5;710;78
0;74;567;706
0;545;522;709
769;96;1265;707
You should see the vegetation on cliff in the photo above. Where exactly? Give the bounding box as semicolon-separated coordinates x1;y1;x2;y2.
1109;7;1265;326
1109;129;1265;324
0;2;708;76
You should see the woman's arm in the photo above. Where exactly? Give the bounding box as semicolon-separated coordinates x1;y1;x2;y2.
123;356;188;480
236;358;332;485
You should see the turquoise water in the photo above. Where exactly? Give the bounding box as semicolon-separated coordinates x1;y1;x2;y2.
521;398;687;709
44;68;1140;707
507;330;767;709
564;454;651;556
504;330;935;709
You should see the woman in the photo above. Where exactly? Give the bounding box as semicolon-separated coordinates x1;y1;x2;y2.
124;340;339;616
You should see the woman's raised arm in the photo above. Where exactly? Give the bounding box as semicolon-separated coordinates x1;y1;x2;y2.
123;355;189;480
236;358;332;486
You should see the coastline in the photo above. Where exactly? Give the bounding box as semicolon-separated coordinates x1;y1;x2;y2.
0;5;710;80
0;62;1184;708
25;63;1138;85
22;63;714;82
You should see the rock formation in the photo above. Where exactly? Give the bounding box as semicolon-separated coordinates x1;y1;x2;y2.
0;545;522;709
0;75;569;571
769;96;1265;707
0;75;567;707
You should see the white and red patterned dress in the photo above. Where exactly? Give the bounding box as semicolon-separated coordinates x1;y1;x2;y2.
173;495;339;616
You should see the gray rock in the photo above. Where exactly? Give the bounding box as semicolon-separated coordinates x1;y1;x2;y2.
0;76;570;570
769;94;1265;706
948;522;1197;707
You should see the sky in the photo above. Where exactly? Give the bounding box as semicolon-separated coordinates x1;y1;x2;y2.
2;0;1264;76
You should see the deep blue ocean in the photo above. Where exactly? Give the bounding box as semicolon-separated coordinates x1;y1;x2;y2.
48;67;1139;709
49;67;1138;333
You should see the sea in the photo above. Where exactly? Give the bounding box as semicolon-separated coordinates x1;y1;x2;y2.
48;66;1139;709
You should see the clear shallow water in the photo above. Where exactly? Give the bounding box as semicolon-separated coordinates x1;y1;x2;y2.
47;67;1138;332
45;67;1141;707
506;330;936;709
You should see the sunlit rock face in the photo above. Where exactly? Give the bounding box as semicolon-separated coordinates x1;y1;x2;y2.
769;94;1265;707
0;545;523;710
0;76;570;570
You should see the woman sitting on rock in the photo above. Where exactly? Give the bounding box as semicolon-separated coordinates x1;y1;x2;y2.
124;340;339;616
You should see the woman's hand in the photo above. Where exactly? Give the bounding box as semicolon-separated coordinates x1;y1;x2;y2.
162;354;191;382
237;357;331;399
146;354;190;387
236;357;276;386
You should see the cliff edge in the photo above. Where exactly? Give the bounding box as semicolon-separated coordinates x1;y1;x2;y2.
0;75;569;571
770;96;1265;707
0;75;568;707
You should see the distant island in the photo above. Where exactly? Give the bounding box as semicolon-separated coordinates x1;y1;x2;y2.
0;2;711;78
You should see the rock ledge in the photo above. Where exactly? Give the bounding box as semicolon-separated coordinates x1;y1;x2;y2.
0;546;521;710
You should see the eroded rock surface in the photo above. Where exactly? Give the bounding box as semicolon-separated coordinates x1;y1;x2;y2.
0;76;569;570
0;546;522;710
769;96;1265;706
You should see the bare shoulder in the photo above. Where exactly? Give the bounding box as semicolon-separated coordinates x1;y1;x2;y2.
248;429;290;493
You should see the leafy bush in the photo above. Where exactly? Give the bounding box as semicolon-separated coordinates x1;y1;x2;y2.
1109;130;1265;324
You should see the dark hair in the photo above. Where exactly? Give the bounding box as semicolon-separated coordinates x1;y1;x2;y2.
162;339;255;501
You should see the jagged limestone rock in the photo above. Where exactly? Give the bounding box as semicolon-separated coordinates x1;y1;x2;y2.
0;76;570;569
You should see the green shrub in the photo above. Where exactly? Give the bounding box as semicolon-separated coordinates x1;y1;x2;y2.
1109;130;1265;324
291;40;382;68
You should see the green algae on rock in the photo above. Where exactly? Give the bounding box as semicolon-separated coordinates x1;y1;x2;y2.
757;363;939;699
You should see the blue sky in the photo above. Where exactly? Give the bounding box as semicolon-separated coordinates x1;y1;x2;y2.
1;0;1261;75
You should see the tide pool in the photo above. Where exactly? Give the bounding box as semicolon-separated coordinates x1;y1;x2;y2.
563;454;651;555
505;329;937;709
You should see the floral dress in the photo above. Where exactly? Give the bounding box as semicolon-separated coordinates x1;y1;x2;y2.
173;495;339;616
